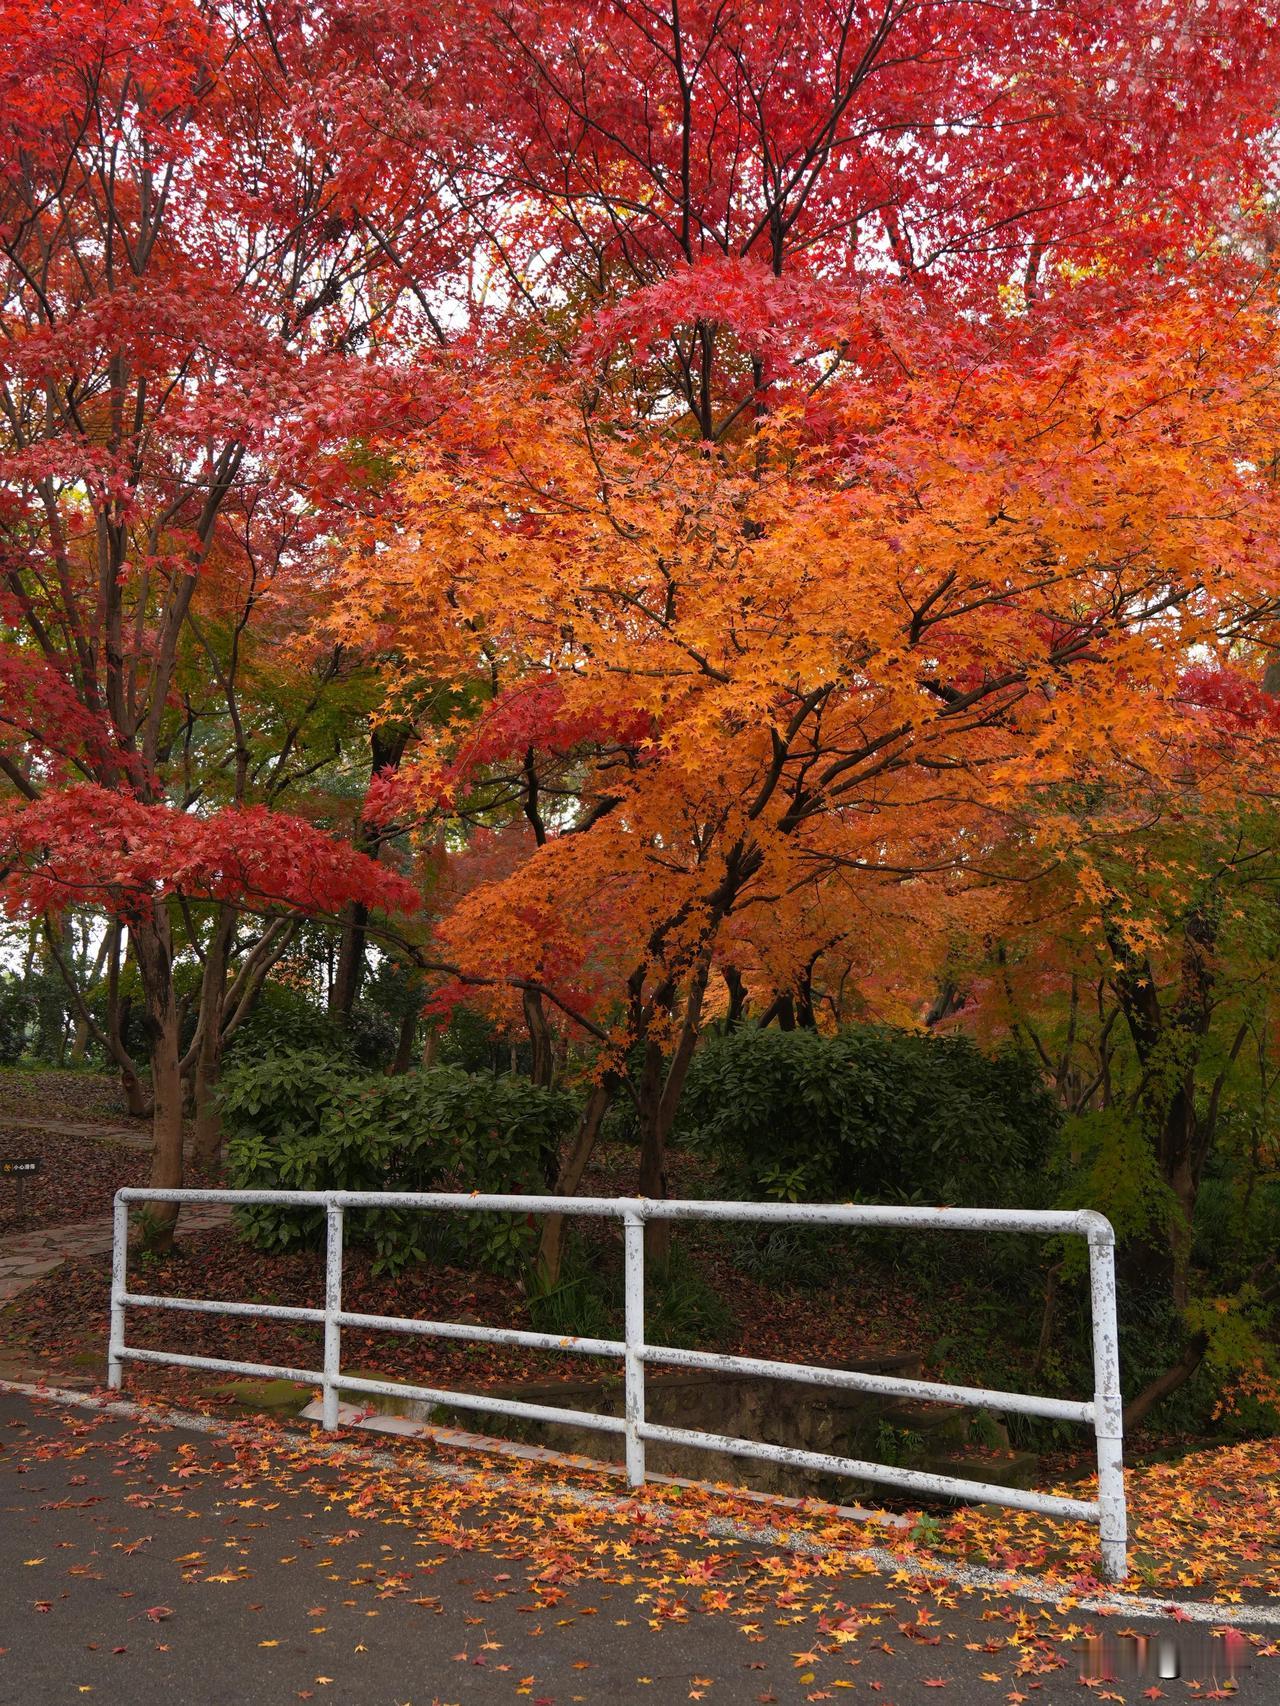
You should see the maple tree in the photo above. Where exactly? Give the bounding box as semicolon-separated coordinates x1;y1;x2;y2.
0;0;470;1235
341;283;1280;1267
322;0;1280;1267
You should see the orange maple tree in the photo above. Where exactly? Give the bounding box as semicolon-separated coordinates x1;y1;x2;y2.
315;1;1280;1257
337;279;1280;1261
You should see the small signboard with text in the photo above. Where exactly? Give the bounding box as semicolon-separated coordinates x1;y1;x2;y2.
2;1156;40;1218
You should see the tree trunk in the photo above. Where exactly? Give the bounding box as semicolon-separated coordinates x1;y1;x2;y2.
389;1008;416;1075
116;1032;152;1118
523;986;554;1088
105;926;152;1117
69;1011;92;1064
636;1040;672;1272
722;964;747;1027
189;911;234;1177
329;900;369;1020
190;1011;224;1176
535;1077;616;1287
1122;1330;1209;1430
757;991;796;1029
1167;1146;1198;1313
131;913;185;1251
1123;1263;1280;1430
635;955;712;1273
422;1024;440;1069
146;1014;186;1253
43;916;151;1115
329;726;409;1026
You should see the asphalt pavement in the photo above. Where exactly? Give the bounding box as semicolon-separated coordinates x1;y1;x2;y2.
0;1389;1271;1706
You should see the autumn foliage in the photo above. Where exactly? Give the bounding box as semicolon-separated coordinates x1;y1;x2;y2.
5;0;1280;1309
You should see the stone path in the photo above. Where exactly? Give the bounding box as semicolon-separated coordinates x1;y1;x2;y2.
0;1203;232;1304
1;1111;220;1305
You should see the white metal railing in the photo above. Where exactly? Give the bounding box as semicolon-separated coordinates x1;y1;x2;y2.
107;1189;1128;1580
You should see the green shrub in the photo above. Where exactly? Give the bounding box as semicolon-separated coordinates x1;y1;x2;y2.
680;1024;1059;1207
218;1047;351;1138
221;1051;577;1276
226;982;345;1060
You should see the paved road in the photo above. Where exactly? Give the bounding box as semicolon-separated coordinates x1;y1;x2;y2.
0;1390;1270;1706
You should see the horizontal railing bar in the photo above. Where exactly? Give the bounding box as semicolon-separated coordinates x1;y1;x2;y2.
336;1309;624;1359
116;1292;622;1357
639;1343;1094;1424
336;1373;627;1436
644;1201;1099;1236
119;1348;627;1439
117;1188;635;1214
639;1422;1099;1521
121;1293;325;1325
114;1187;1107;1240
120;1346;322;1386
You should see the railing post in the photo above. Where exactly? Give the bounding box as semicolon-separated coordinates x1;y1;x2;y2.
322;1200;344;1431
1088;1230;1128;1581
623;1209;646;1487
107;1193;128;1391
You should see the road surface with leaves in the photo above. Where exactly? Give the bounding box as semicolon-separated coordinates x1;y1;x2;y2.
0;1391;1274;1706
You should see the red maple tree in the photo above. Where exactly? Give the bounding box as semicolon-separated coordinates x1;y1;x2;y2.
0;0;466;1234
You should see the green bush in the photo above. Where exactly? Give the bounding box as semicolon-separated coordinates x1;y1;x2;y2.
679;1024;1059;1207
224;982;388;1067
218;1046;352;1137
221;1051;577;1276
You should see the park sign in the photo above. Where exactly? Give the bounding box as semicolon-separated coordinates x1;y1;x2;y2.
2;1157;40;1220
